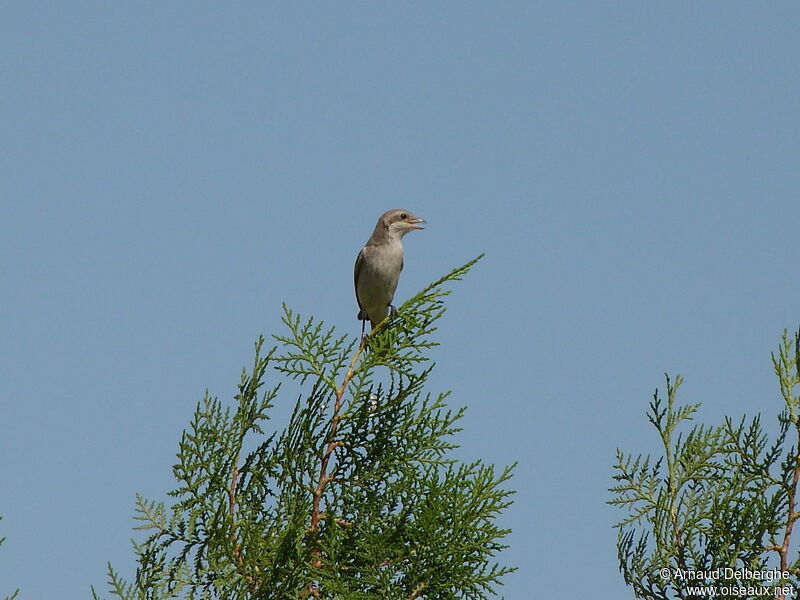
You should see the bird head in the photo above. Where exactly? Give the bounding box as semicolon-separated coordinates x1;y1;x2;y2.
380;209;426;238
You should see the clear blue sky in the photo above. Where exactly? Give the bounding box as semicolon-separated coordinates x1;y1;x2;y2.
2;3;798;598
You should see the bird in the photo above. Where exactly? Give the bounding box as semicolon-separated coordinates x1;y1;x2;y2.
354;209;426;335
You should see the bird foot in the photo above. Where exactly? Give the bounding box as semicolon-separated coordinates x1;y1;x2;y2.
388;304;397;318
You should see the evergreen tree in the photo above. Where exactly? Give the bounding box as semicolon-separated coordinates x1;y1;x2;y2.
610;329;800;600
93;256;515;600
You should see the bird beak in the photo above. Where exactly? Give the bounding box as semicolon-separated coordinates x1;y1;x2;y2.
409;217;426;230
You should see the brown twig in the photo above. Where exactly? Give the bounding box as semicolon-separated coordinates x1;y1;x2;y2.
772;335;800;600
774;443;800;600
304;319;394;595
379;555;410;567
307;334;370;577
407;582;426;600
779;458;799;572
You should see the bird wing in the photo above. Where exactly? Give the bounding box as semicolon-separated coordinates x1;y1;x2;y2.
354;247;366;314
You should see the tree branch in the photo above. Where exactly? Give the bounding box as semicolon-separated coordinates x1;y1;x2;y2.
228;465;242;559
407;582;426;600
228;462;257;588
771;396;800;600
308;334;369;573
775;441;800;600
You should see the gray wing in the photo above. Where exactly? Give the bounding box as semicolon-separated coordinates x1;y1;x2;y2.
354;248;366;317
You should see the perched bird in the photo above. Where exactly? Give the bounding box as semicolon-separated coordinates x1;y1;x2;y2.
354;209;426;333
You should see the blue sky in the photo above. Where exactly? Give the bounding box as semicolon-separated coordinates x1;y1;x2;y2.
1;3;799;598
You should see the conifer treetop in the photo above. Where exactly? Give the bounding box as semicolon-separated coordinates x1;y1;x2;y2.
93;254;517;600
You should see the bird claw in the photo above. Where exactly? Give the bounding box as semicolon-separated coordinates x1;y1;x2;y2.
388;304;397;318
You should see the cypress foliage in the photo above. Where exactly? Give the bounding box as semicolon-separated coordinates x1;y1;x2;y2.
610;329;800;600
93;256;516;600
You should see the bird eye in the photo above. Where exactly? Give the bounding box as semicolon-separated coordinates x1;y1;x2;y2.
400;213;407;219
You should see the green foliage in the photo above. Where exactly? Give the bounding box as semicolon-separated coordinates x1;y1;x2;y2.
610;329;800;600
93;255;516;600
0;516;19;600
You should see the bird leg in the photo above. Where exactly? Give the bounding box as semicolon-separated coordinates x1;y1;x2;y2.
388;304;397;318
359;315;369;346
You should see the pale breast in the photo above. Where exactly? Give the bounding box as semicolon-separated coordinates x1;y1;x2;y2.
356;242;404;319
